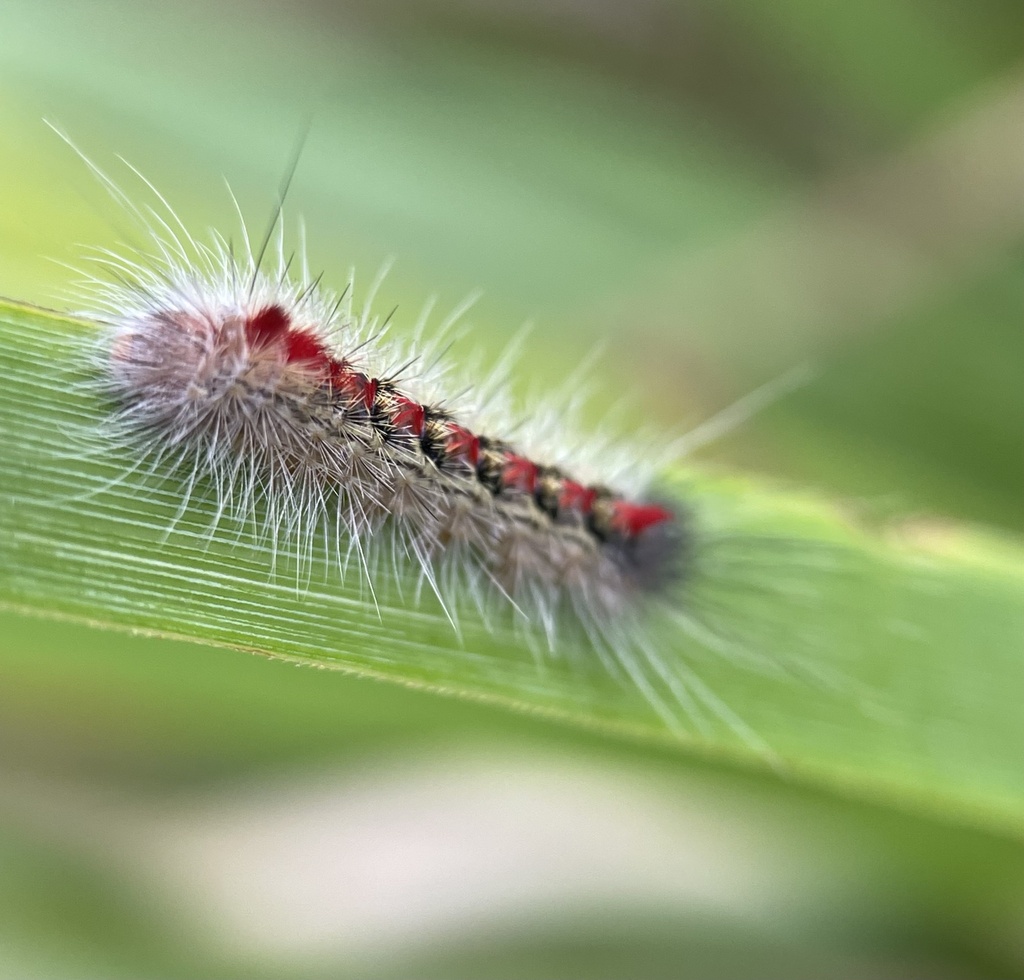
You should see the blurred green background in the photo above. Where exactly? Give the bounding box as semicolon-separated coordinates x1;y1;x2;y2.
1;0;1022;976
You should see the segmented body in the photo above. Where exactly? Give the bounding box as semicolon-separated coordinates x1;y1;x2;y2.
109;296;682;623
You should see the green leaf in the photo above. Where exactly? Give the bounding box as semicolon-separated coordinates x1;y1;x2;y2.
1;298;1022;837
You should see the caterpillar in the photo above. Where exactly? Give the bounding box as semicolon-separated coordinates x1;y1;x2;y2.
63;132;689;657
54;132;848;748
101;249;686;627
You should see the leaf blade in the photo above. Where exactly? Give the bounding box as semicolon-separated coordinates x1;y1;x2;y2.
1;299;1022;835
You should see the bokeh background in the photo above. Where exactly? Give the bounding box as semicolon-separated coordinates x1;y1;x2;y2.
1;1;1022;977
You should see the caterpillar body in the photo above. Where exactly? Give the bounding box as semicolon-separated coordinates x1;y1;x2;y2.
62;133;689;653
35;129;876;749
104;265;685;630
52;127;868;751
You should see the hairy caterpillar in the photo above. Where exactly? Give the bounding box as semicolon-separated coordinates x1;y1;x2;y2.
53;131;834;745
62;132;690;651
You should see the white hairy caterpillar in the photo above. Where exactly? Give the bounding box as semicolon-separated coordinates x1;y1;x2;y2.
54;131;842;743
62;134;687;633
